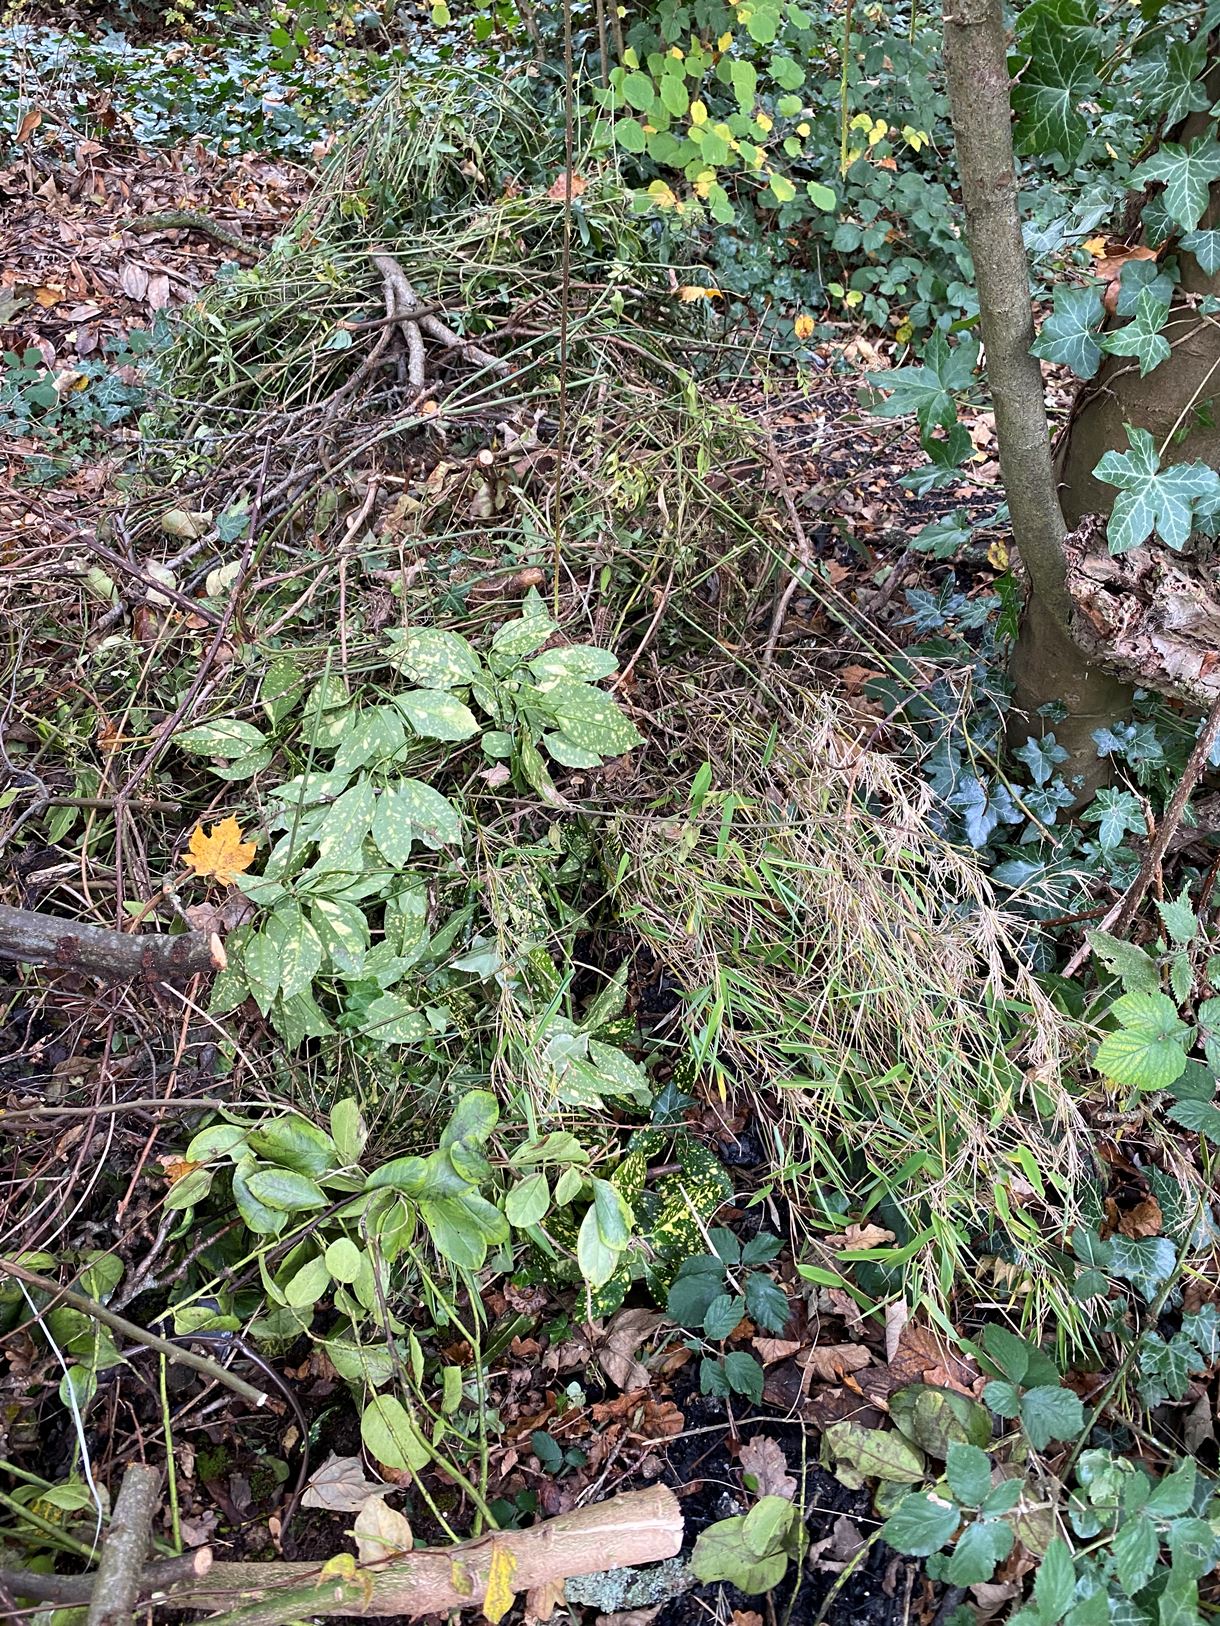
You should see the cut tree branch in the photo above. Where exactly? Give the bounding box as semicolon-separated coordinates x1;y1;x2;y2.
86;1464;161;1626
0;1550;211;1607
164;1486;683;1625
0;904;224;984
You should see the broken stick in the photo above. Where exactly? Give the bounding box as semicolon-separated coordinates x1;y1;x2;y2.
164;1485;683;1624
0;904;223;984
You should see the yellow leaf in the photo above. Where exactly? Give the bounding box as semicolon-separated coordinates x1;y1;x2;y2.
690;99;708;124
163;1157;202;1185
844;289;863;307
796;121;810;137
1082;235;1107;258
793;313;815;340
319;1554;357;1582
895;318;914;344
678;285;716;301
482;1541;518;1625
669;44;684;57
717;30;733;49
755;111;773;132
646;179;678;209
692;167;716;197
987;538;1009;571
186;816;256;886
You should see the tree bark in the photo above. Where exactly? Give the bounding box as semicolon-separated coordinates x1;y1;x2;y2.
163;1487;683;1624
941;0;1130;793
86;1464;161;1626
0;905;224;984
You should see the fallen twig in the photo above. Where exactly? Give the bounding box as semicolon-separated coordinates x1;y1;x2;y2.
86;1464;161;1626
163;1486;683;1625
0;904;223;984
0;1259;272;1410
0;1549;211;1607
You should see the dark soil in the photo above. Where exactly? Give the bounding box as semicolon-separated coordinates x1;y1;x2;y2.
657;1387;924;1626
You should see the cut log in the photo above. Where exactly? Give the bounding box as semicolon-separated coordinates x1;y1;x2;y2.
164;1486;684;1624
0;905;224;984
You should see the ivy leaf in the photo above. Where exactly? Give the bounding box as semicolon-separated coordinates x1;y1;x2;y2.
1113;257;1175;318
1014;733;1069;787
1098;289;1172;377
1095;426;1220;554
1082;789;1146;854
1148;36;1210;125
880;1493;961;1557
1011;11;1100;162
1133;135;1220;231
870;334;977;434
1105;1233;1177;1299
1181;229;1220;275
1095;990;1191;1091
910;510;974;558
1030;283;1104;379
1182;1304;1220;1362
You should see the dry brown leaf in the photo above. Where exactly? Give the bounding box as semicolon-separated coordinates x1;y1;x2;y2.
731;1614;764;1626
887;1320;979;1395
120;262;149;301
824;1223;894;1250
595;1611;662;1626
16;108;42;143
801;1343;872;1383
524;1578;567;1623
597;1307;663;1392
353;1495;413;1563
546;171;588;200
186;816;256;886
753;1337;801;1366
739;1435;796;1500
300;1453;386;1513
1116;1195;1163;1240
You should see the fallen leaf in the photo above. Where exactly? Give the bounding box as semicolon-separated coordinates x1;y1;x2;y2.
186;817;257;887
888;1321;979;1396
1116;1194;1163;1240
524;1578;567;1623
731;1614;764;1626
595;1611;662;1626
162;508;213;539
739;1435;796;1500
753;1337;801;1366
162;1157;202;1185
676;284;723;302
353;1495;413;1563
884;1301;909;1363
794;313;815;340
597;1307;663;1391
120;263;150;302
825;1223;894;1250
301;1453;387;1513
801;1344;872;1383
147;271;171;311
16;108;42;143
546;171;588;200
33;285;64;308
482;1540;518;1625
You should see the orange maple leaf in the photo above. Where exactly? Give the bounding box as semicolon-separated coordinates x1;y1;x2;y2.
186;816;256;886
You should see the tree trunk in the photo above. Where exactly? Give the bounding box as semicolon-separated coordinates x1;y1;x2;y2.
0;905;224;984
941;0;1131;795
